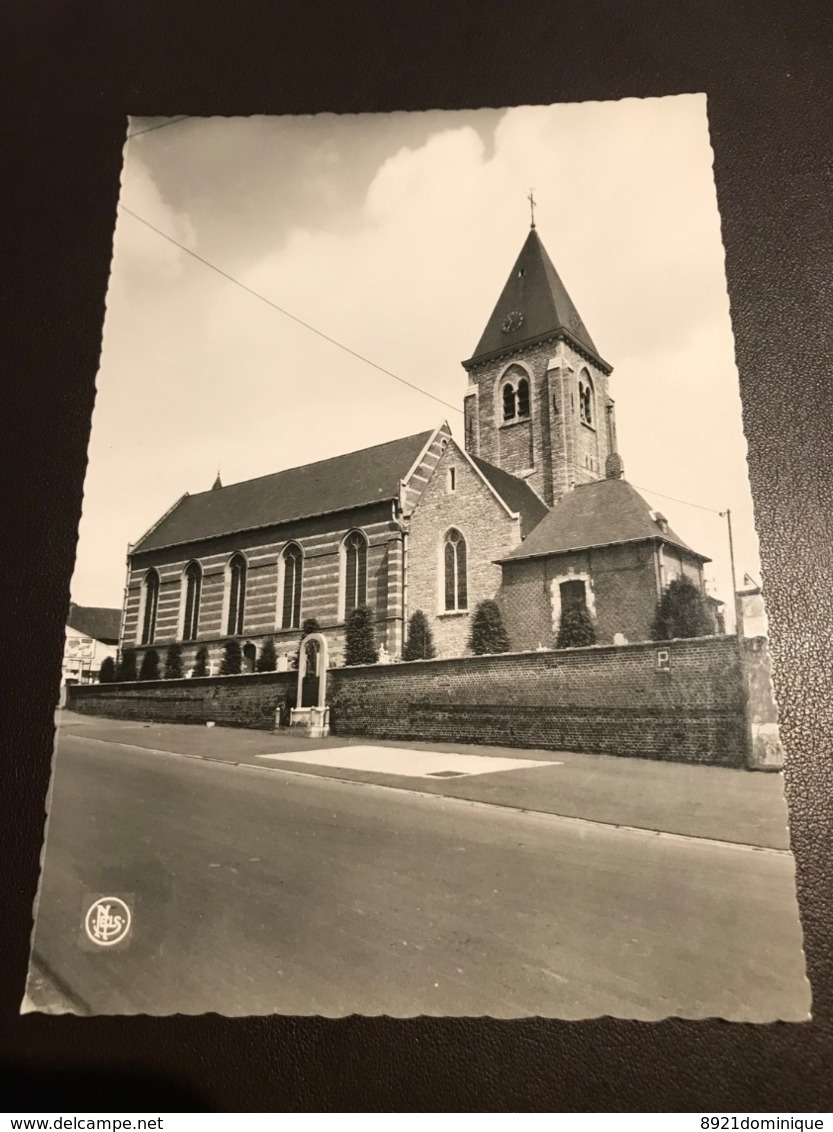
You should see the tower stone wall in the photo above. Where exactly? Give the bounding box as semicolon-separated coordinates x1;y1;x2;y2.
463;337;616;506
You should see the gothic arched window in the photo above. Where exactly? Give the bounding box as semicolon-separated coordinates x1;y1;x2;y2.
281;543;303;629
516;377;530;418
140;568;160;645
502;382;516;422
579;372;595;426
443;528;468;612
182;561;202;642
343;531;368;617
226;553;247;636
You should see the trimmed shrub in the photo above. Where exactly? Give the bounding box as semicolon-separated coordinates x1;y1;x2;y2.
290;618;322;670
192;646;209;678
344;605;378;666
164;643;184;679
220;639;242;675
256;637;277;672
556;605;597;648
98;656;116;683
117;649;137;681
468;599;510;655
138;648;160;681
652;576;713;641
402;609;436;661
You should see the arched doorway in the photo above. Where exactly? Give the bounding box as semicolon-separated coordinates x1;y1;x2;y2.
242;642;257;673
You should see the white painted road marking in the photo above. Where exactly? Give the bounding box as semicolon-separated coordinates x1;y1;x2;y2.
256;745;561;778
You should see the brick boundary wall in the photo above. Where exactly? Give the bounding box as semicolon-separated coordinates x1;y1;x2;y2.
68;670;297;731
327;636;748;766
67;635;759;768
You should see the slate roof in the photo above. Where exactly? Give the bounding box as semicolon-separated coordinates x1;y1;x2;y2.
471;455;549;538
66;604;121;643
465;228;610;370
134;430;436;552
500;478;710;563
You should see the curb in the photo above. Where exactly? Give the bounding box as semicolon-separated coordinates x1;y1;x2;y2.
63;731;789;856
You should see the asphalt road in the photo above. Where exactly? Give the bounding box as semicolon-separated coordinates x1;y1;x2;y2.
25;732;810;1020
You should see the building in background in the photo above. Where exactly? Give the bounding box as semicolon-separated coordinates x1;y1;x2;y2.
62;604;121;698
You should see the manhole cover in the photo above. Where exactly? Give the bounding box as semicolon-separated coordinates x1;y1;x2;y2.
426;770;467;778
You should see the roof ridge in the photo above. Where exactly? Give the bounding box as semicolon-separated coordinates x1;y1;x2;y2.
193;428;434;496
132;428;438;553
500;476;708;562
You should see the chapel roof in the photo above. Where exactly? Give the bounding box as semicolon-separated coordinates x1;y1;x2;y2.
66;603;122;643
470;455;549;538
500;477;709;563
465;227;610;372
133;430;436;552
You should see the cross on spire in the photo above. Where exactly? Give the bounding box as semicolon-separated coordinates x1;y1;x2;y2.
527;188;536;229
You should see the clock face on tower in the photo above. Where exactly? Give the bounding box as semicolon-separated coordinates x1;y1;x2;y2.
501;310;524;334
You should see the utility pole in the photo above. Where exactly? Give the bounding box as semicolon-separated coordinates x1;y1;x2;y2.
720;508;741;636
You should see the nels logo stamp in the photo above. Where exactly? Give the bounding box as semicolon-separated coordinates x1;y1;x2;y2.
80;894;133;950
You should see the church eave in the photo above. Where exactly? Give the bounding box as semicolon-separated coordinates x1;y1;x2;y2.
129;495;400;558
495;534;710;566
462;328;612;375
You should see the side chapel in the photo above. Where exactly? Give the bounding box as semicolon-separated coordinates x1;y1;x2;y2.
121;220;720;673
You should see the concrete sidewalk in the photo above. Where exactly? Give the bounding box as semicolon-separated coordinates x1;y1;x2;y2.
55;710;792;850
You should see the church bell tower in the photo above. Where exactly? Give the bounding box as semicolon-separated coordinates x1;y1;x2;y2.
462;217;618;507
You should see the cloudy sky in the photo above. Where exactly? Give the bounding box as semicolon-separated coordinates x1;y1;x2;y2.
75;96;762;629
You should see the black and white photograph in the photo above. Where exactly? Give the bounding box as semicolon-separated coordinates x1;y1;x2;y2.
23;95;810;1020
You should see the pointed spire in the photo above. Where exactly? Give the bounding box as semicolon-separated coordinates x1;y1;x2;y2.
212;471;223;491
464;227;610;371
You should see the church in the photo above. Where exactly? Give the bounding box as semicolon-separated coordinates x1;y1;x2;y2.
120;220;720;673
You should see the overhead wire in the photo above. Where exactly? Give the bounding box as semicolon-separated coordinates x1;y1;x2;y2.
120;204;732;518
118;204;464;416
628;483;724;516
126;116;191;139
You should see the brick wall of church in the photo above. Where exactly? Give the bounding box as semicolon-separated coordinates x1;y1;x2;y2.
659;543;705;589
405;439;523;658
464;337;613;506
500;541;707;649
123;500;404;673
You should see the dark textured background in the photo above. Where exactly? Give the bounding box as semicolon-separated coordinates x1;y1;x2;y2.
2;0;831;1113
